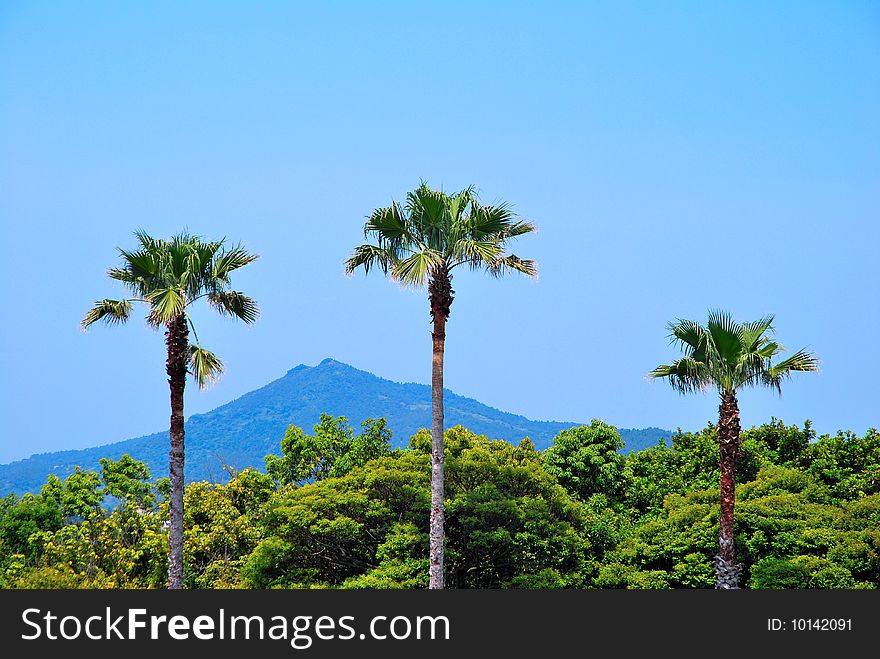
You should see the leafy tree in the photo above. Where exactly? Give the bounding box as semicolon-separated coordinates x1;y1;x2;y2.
346;184;537;588
82;231;259;588
12;460;170;589
243;427;588;589
595;465;879;590
183;469;275;588
59;467;103;520
265;415;393;486
624;423;773;513
544;420;627;501
32;504;168;588
743;418;814;466
100;455;155;508
799;428;880;500
649;312;818;588
0;492;62;564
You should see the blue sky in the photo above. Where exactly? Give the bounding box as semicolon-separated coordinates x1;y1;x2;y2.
1;1;877;464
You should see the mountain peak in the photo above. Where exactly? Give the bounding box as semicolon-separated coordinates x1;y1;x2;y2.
286;358;345;376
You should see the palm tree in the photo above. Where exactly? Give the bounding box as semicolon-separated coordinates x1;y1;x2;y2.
346;183;537;589
649;311;817;588
82;231;258;589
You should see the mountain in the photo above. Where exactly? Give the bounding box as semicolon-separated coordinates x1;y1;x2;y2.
0;358;671;495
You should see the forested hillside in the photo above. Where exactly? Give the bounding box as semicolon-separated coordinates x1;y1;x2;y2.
2;417;877;589
0;359;667;495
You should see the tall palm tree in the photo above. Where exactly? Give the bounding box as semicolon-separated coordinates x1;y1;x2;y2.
346;183;537;589
82;231;258;589
649;311;817;588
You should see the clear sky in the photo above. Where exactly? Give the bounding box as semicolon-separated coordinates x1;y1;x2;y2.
1;1;877;464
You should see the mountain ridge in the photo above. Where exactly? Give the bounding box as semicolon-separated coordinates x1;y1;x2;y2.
0;358;671;495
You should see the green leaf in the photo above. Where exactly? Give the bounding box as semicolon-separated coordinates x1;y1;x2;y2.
189;346;224;388
146;287;185;326
345;244;397;276
208;291;260;324
392;249;443;287
81;299;133;328
213;244;259;281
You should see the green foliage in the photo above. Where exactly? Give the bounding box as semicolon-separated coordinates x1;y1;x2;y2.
799;428;880;499
743;418;814;466
33;504;168;588
0;455;169;588
183;469;275;588
4;418;879;590
245;426;589;589
265;415;393;486
748;556;865;589
544;420;627;501
599;462;880;589
623;423;770;513
0;492;62;562
100;455;154;508
60;467;103;519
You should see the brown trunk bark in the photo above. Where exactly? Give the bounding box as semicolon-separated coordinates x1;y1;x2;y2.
715;390;744;589
428;265;453;590
165;313;188;590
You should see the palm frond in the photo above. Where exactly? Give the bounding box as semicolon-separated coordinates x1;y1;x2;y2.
81;299;133;329
409;185;449;244
649;357;710;394
668;319;710;356
115;248;160;285
741;314;775;333
208;291;260;324
365;203;411;243
213;244;258;281
146;287;185;327
768;349;820;376
464;202;513;238
133;229;164;253
392;249;443;287
762;349;819;394
707;309;743;365
496;219;537;240
106;267;147;298
445;186;477;234
189;346;224;389
451;239;504;268
345;243;398;276
487;255;537;277
756;341;783;360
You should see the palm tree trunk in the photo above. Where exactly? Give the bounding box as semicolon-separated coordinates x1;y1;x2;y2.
716;390;743;589
428;266;453;590
165;313;188;589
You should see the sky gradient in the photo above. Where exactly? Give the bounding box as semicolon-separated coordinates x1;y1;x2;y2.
1;1;878;463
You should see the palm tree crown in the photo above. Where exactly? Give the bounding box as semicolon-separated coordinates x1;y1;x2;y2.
649;310;818;395
344;183;537;284
82;231;259;386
